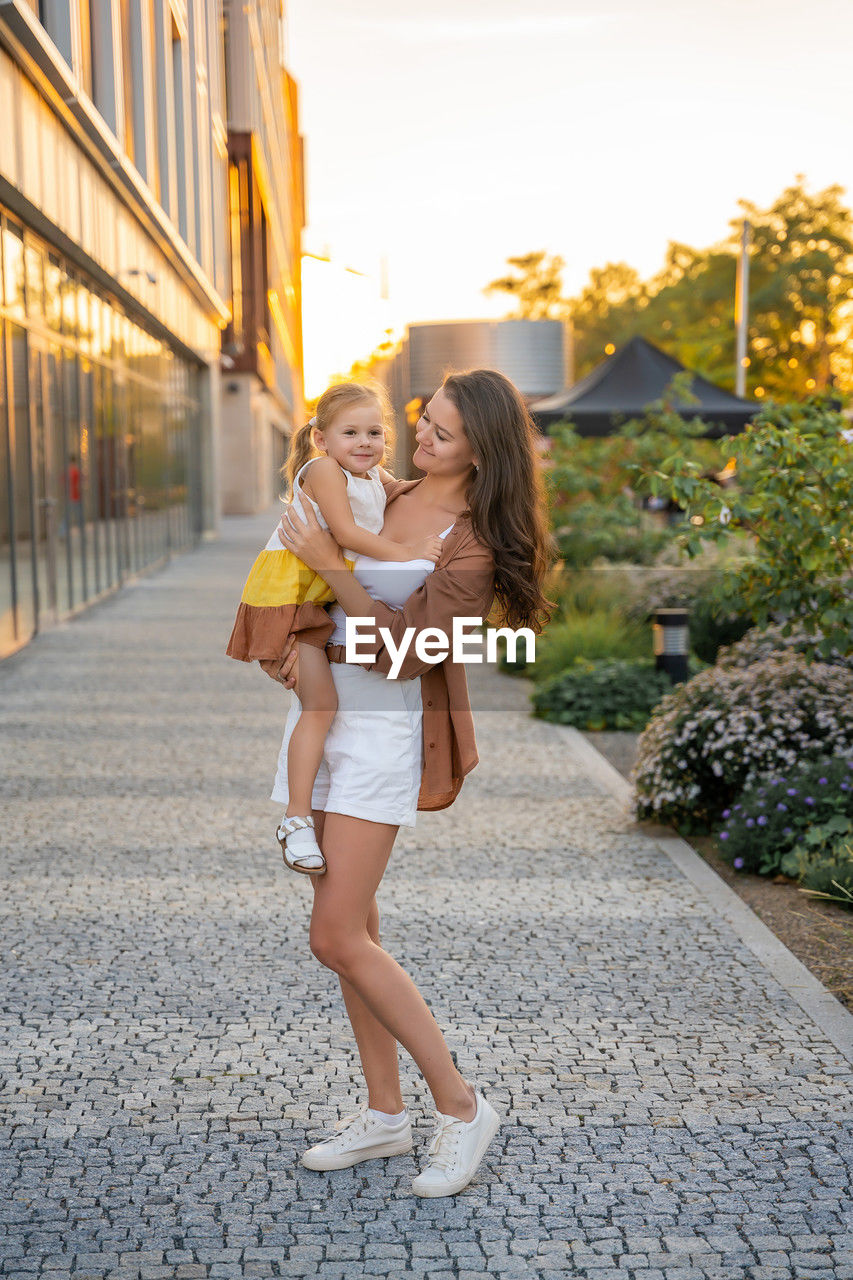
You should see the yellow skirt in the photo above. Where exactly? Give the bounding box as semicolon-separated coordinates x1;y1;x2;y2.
226;547;353;677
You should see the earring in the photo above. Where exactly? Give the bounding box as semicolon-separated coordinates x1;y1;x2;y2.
472;463;479;473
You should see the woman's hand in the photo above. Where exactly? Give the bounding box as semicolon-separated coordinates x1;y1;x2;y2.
260;641;298;689
277;500;346;573
279;640;298;689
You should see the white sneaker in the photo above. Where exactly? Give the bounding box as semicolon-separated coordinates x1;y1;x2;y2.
411;1091;501;1198
276;814;326;876
300;1109;413;1171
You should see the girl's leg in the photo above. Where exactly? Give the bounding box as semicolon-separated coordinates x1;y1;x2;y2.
309;813;476;1121
286;644;337;816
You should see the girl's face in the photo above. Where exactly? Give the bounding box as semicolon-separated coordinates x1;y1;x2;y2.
315;401;386;475
413;389;477;477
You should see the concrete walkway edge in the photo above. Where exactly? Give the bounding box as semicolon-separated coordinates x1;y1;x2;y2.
558;725;853;1065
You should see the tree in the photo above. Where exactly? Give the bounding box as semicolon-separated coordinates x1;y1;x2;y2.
483;251;566;319
569;262;648;376
555;178;853;396
727;179;853;398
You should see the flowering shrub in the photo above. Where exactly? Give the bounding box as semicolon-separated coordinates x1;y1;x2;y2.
715;755;853;875
716;621;853;671
633;652;853;827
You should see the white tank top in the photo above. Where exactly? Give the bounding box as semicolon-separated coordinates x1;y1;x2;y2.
327;523;455;647
262;457;386;559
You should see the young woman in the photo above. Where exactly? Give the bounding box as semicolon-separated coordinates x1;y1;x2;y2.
274;369;552;1197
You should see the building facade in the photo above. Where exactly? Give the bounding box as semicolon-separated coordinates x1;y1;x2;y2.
0;0;306;658
0;0;230;659
220;0;304;514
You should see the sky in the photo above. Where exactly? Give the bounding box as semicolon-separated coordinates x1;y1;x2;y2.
286;0;853;397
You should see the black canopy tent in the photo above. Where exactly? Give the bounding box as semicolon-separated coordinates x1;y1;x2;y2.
531;336;757;436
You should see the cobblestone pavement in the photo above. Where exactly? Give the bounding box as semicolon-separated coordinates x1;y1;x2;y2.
1;508;852;1280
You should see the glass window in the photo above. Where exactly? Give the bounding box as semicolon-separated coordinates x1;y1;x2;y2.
61;344;87;607
45;254;63;332
2;220;26;321
8;323;35;643
0;316;14;656
60;263;77;339
24;238;45;322
78;356;100;594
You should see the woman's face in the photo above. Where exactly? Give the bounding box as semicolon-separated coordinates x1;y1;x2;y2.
412;388;477;477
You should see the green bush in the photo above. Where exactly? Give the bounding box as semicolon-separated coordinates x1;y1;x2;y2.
521;612;649;683
635;394;853;659
781;837;853;909
552;498;672;568
532;658;674;731
634;649;853;829
547;567;636;618
715;755;853;875
626;566;754;664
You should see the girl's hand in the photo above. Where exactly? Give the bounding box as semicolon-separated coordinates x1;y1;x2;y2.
409;533;444;564
277;501;345;572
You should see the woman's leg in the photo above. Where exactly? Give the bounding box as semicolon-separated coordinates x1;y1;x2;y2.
286;644;336;816
311;813;404;1114
309;812;476;1122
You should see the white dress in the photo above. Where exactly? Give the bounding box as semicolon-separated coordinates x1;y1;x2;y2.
270;524;456;827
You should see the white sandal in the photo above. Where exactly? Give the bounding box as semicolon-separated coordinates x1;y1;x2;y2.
276;814;327;876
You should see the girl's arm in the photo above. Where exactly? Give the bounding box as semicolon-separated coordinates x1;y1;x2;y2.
304;458;441;563
278;500;495;682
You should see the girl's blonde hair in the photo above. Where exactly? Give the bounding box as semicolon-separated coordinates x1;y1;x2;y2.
283;380;395;496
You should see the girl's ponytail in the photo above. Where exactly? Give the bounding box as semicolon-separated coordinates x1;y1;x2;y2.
283;418;318;497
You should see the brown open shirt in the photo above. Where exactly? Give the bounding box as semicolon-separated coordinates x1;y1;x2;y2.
327;476;496;812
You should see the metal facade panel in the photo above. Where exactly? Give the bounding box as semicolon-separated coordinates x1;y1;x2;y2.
406;319;564;399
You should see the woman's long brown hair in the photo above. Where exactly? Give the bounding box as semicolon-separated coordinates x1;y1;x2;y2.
442;369;554;633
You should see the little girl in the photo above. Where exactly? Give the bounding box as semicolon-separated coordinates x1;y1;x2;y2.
226;381;442;877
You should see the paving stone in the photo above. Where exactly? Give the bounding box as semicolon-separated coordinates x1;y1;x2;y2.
0;506;851;1280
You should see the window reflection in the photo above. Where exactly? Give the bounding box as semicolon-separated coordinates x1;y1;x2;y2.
0;209;203;657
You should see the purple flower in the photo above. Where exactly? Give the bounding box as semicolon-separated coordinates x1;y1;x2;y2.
818;777;828;785
734;804;742;811
777;802;788;811
783;827;793;835
746;818;755;828
757;815;768;826
805;797;815;805
733;857;744;869
842;782;850;792
722;809;731;819
787;788;798;796
719;831;729;841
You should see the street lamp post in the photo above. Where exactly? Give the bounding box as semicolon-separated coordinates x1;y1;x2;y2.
735;219;751;397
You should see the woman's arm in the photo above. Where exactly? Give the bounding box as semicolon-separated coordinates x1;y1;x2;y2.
278;501;495;681
304;458;439;563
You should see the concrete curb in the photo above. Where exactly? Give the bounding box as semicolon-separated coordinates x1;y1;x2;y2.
557;724;853;1066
